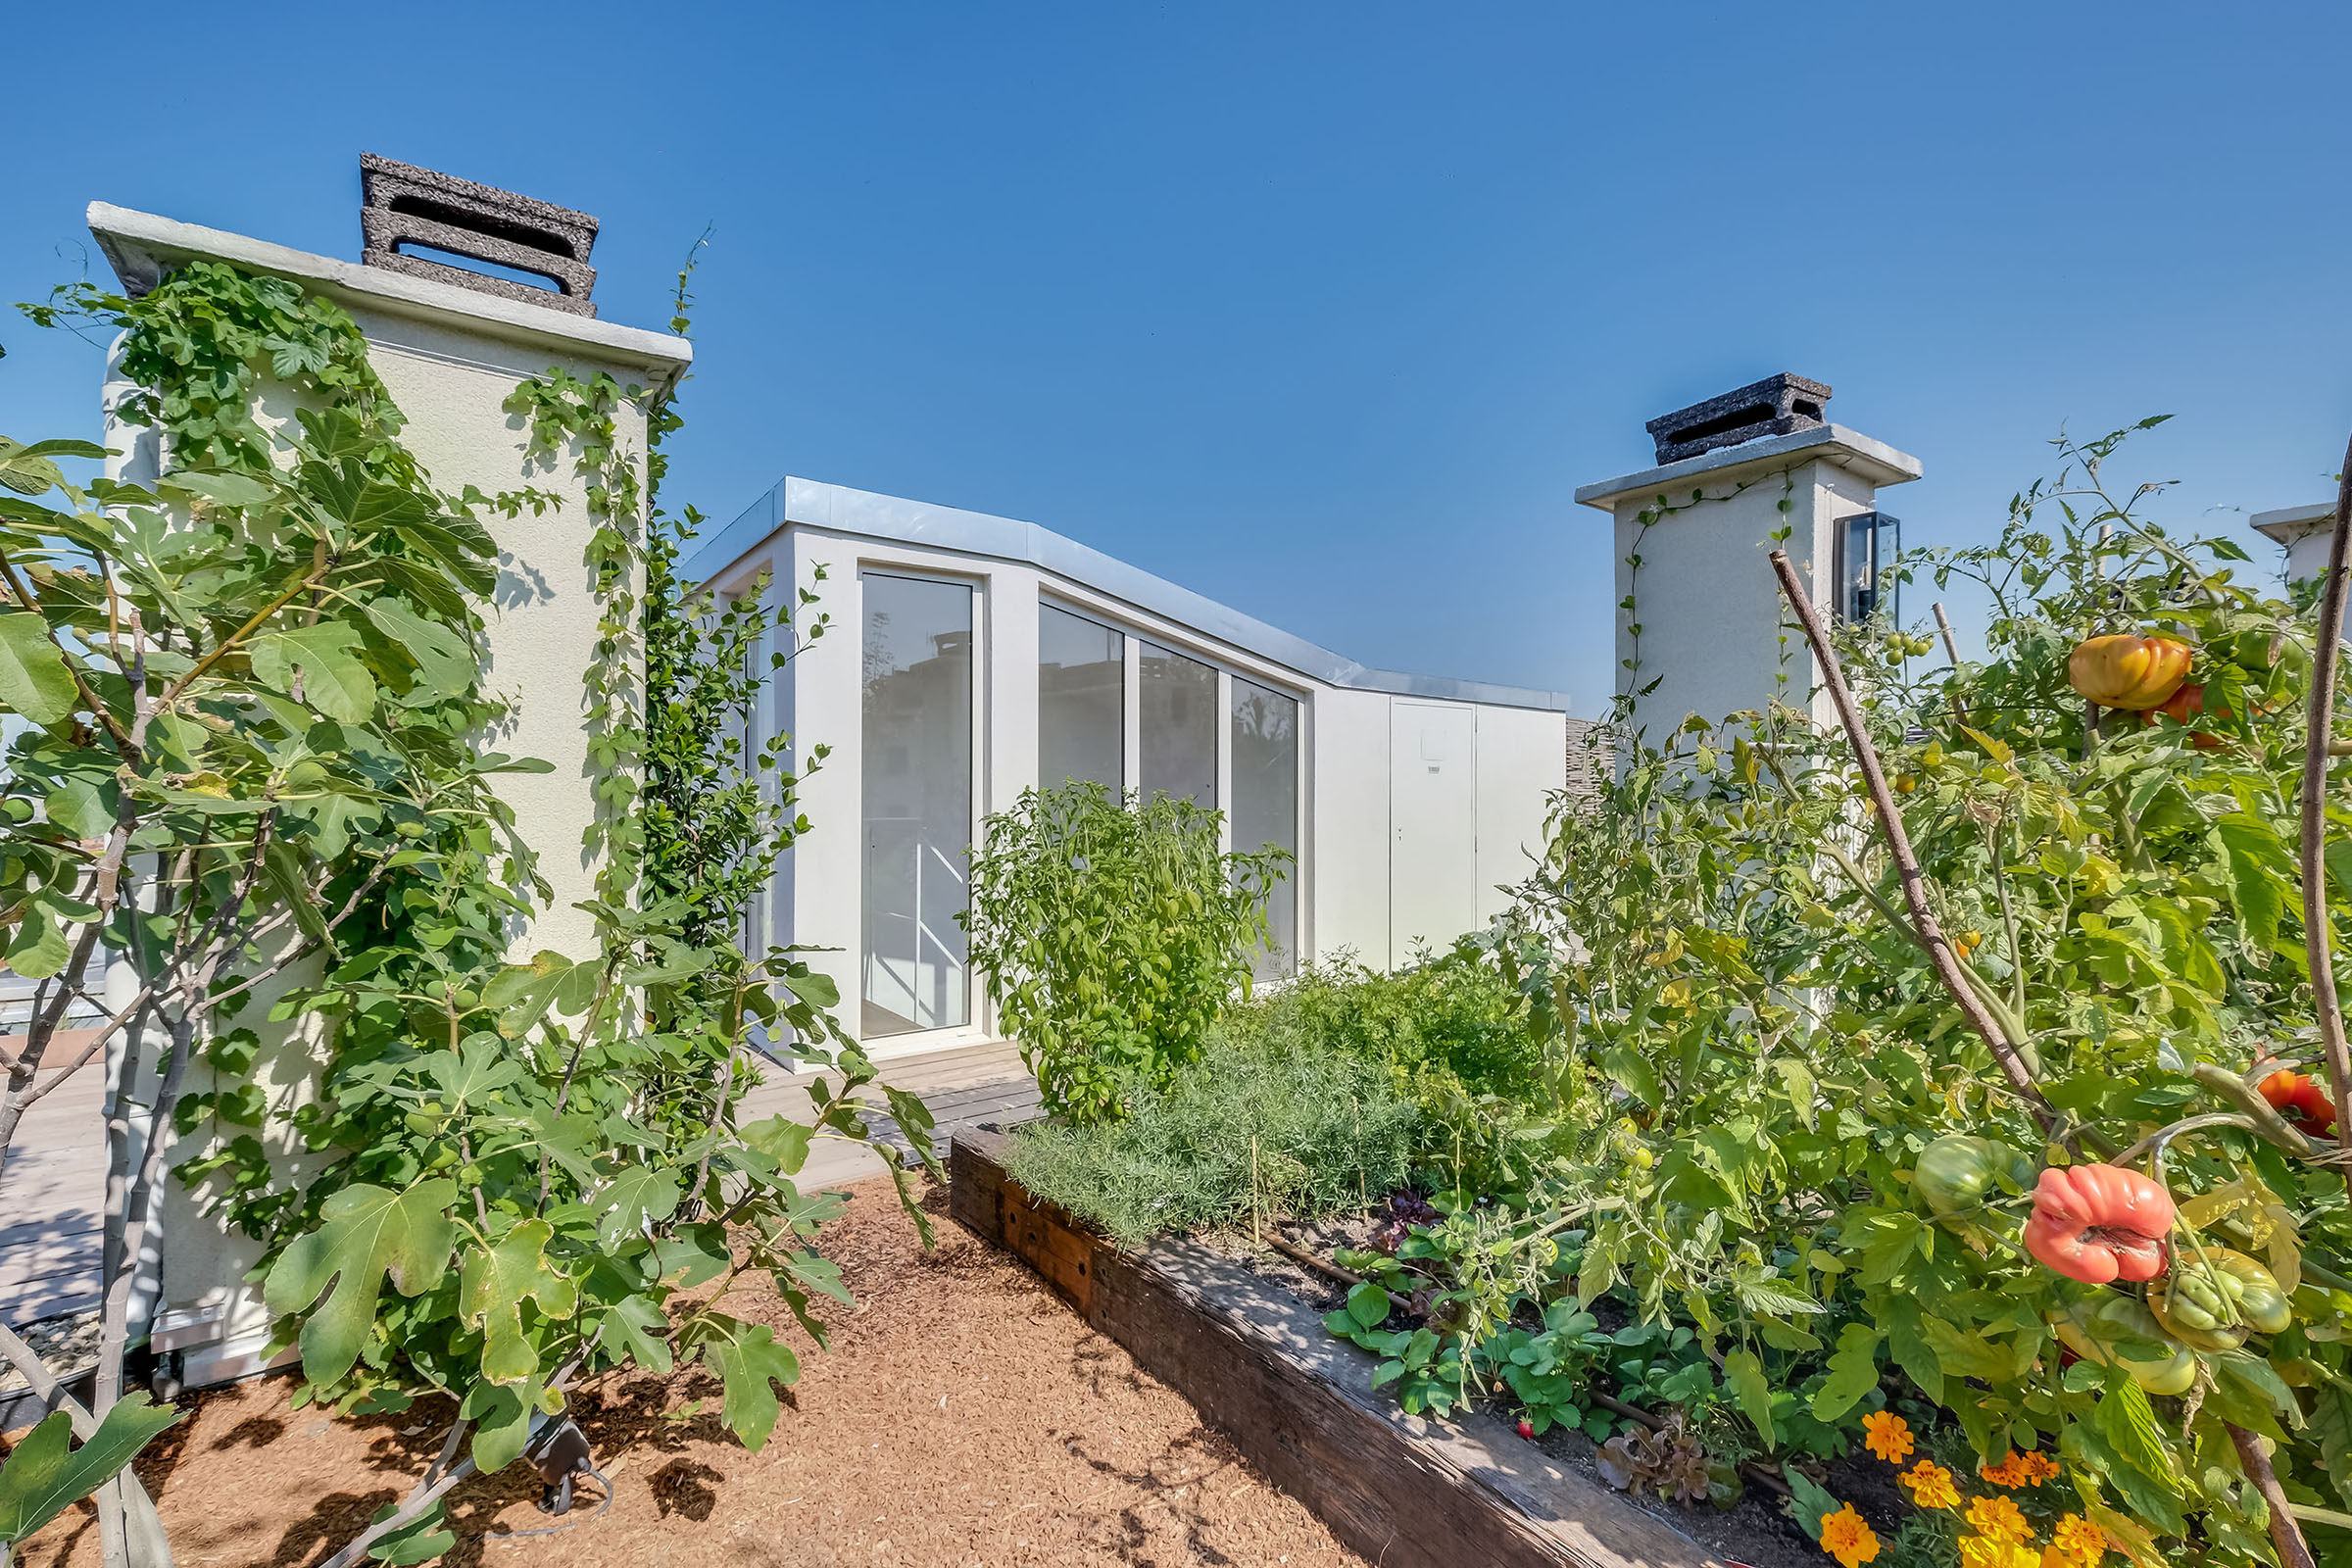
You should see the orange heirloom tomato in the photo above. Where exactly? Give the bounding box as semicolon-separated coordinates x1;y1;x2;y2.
2066;634;2192;710
2022;1164;2175;1284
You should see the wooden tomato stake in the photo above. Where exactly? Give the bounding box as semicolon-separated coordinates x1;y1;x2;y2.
1768;550;2056;1129
2232;1424;2319;1568
2301;434;2352;1170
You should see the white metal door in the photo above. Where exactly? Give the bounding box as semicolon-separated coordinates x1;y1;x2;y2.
1390;703;1476;962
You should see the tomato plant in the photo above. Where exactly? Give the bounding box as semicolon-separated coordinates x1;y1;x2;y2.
1328;422;2352;1568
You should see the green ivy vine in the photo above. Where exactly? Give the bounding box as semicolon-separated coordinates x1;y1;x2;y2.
0;250;932;1568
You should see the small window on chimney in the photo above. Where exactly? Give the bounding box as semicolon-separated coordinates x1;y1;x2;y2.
1792;399;1824;420
1838;512;1902;624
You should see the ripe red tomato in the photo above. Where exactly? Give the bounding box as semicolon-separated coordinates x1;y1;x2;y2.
2260;1070;2337;1136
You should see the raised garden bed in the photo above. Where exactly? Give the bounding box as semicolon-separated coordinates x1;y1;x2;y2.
950;1126;1733;1568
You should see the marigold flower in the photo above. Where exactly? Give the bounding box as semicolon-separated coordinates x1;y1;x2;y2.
2050;1514;2108;1566
1980;1453;2028;1488
1899;1460;1962;1510
1965;1494;2032;1544
1959;1536;2039;1568
1820;1503;1882;1568
1981;1449;2058;1488
1863;1411;1915;1464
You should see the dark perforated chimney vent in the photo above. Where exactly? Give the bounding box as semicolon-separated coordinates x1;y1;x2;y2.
360;154;599;318
1644;373;1831;466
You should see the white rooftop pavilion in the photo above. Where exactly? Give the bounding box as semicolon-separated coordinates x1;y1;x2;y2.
683;476;1575;1058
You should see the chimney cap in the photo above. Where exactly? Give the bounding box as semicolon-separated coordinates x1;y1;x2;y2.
1644;373;1832;466
359;153;600;318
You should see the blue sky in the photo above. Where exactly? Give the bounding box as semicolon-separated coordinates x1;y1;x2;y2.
3;3;2346;713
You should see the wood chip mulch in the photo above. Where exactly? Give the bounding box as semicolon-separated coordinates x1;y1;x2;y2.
16;1179;1366;1567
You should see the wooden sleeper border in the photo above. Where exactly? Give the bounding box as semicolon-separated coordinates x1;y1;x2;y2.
949;1127;1726;1568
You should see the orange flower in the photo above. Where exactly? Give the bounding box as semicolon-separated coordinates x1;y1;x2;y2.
1863;1411;1915;1464
1820;1503;1882;1568
1965;1494;2032;1544
1899;1460;1962;1511
1983;1449;2061;1488
2050;1515;2108;1567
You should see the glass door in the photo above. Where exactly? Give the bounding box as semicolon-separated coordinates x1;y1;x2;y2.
859;572;974;1038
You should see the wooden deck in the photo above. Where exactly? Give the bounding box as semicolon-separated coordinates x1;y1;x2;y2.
741;1038;1040;1188
0;1035;1037;1336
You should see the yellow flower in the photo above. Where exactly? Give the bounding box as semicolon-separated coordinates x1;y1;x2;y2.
2049;1514;2108;1567
1899;1460;1962;1511
1965;1494;2032;1544
1820;1503;1882;1568
1959;1536;2040;1568
1863;1411;1915;1464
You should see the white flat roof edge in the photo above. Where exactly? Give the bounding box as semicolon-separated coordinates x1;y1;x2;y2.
86;203;692;387
685;475;1574;713
1573;423;1924;510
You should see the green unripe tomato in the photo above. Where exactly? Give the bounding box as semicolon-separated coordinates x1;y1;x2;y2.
2050;1296;2198;1395
2151;1250;2291;1351
1913;1134;2034;1225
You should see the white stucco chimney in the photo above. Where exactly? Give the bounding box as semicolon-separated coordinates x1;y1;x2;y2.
86;175;689;1392
2253;502;2335;584
1575;375;1923;743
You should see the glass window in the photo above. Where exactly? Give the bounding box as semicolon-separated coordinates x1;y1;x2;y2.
1039;604;1124;793
1140;642;1216;808
860;573;973;1037
1231;677;1299;975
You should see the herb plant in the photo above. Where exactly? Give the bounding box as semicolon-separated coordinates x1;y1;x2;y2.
963;779;1289;1120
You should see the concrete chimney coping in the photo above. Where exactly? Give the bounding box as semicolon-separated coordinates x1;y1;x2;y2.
1575;422;1923;513
86;202;690;391
2252;502;2335;544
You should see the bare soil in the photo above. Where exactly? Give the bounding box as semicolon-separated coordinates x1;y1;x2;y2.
15;1179;1366;1568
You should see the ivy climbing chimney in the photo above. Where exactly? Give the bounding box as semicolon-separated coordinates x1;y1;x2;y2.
1576;376;1924;742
